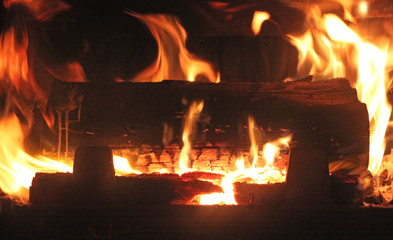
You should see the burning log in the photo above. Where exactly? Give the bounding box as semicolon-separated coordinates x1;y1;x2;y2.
117;173;222;205
30;156;223;206
46;78;369;163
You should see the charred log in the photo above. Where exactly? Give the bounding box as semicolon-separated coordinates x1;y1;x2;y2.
46;78;369;164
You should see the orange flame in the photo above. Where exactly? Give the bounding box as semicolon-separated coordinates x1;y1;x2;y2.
0;0;81;201
179;101;204;173
113;155;141;176
0;114;72;201
288;5;392;175
197;117;291;205
251;11;270;36
127;12;219;83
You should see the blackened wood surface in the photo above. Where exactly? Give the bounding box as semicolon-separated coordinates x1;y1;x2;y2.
47;78;369;156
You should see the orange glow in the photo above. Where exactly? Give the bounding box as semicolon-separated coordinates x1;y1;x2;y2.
179;101;204;173
248;116;258;168
194;117;291;205
113;155;141;176
288;5;392;176
251;11;270;36
0;114;72;202
358;1;368;16
0;0;81;201
3;0;70;21
0;27;29;94
127;12;219;83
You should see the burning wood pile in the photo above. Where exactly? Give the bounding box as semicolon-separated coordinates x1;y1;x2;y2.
1;0;393;239
28;77;369;206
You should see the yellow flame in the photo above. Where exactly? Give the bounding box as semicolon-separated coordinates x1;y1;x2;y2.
358;1;368;16
199;175;236;205
251;11;270;36
0;114;72;201
179;101;204;173
127;12;219;83
113;155;141;175
288;6;392;175
195;117;291;205
0;0;88;202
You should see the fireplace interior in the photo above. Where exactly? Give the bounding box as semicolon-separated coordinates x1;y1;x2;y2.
1;0;393;239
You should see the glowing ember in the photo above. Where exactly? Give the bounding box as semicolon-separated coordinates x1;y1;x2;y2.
126;12;219;83
251;11;270;36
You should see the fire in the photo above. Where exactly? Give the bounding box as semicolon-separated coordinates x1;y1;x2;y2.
196;117;291;205
288;5;392;176
251;11;270;36
0;0;79;201
179;101;204;173
358;1;369;16
113;155;141;176
0;114;72;201
126;12;219;83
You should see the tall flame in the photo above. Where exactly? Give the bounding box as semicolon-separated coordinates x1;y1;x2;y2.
127;12;219;83
179;101;204;173
288;5;392;175
0;0;82;201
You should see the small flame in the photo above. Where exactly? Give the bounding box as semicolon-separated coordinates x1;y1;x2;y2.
179;101;204;173
127;12;219;83
113;155;141;175
251;11;270;36
199;175;236;205
358;1;368;16
195;117;291;205
248;116;258;168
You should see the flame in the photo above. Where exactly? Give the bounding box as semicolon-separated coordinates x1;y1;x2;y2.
358;1;368;16
0;0;81;201
0;114;72;201
196;117;291;205
248;116;258;168
179;101;204;173
288;5;392;176
251;11;270;36
127;12;219;83
113;155;141;176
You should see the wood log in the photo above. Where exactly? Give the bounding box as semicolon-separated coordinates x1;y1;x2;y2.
29;172;72;206
116;173;223;205
30;172;223;206
234;182;285;206
46;78;369;162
